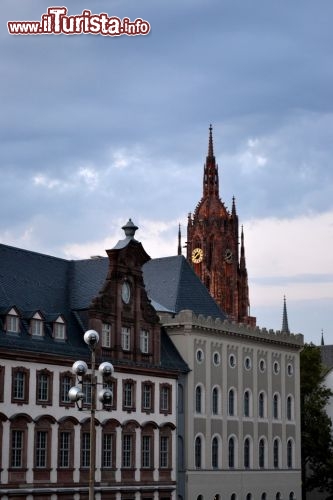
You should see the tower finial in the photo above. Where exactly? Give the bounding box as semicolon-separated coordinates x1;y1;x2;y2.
281;295;290;334
178;223;182;256
208;124;214;158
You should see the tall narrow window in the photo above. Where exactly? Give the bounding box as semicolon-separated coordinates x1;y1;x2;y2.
81;432;90;468
228;437;235;468
228;389;235;416
212;387;219;415
142;435;151;468
287;395;293;420
122;434;132;468
258;392;265;418
259;438;265;468
287;439;293;468
60;374;73;404
142;382;153;412
273;438;279;468
59;431;70;468
7;312;19;333
140;329;149;353
31;318;43;336
102;433;113;468
160;384;171;414
195;386;202;413
82;379;92;405
244;438;250;468
37;373;49;402
244;390;250;417
273;394;279;419
160;436;169;468
35;431;47;468
123;381;134;410
195;436;202;469
212;437;219;469
102;323;111;348
54;320;66;340
121;327;131;351
14;371;25;400
11;430;23;467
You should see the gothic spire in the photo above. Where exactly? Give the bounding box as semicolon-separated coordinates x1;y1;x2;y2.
281;296;290;334
177;223;182;256
321;329;325;346
203;124;219;197
239;225;246;270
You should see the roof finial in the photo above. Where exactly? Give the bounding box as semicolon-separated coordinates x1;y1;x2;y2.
281;295;290;334
178;223;182;256
122;218;138;239
321;329;325;346
208;124;214;158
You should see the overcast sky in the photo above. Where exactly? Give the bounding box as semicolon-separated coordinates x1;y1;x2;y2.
1;0;333;345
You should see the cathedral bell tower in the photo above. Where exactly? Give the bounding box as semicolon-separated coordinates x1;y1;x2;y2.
187;125;256;326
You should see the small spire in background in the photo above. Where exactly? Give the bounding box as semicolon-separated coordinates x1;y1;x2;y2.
208;123;214;158
178;223;182;256
281;295;290;334
321;329;325;346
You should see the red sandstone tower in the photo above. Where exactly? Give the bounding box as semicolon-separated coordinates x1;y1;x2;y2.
187;125;256;326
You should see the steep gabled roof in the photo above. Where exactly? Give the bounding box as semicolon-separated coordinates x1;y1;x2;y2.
143;255;226;319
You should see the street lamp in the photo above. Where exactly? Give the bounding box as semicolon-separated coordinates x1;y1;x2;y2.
69;330;114;500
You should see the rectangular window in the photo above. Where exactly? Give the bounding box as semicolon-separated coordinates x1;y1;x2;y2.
36;431;47;468
102;323;111;348
142;383;152;411
160;385;171;413
159;436;168;468
102;433;113;468
142;435;151;468
82;379;92;405
54;322;65;340
60;375;72;404
11;430;23;467
140;329;149;353
37;373;49;401
81;432;90;468
124;382;133;408
59;431;70;468
14;371;25;400
122;434;132;468
121;327;130;351
31;319;43;336
7;315;19;333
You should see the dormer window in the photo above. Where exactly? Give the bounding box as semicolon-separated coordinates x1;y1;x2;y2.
6;308;20;333
31;312;44;337
53;317;66;340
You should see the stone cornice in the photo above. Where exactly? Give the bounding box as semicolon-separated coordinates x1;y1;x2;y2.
160;310;304;349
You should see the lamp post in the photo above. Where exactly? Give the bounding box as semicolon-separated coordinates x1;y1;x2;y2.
69;330;114;500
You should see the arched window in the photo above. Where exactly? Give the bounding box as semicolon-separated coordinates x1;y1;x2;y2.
289;492;295;500
244;437;250;468
273;393;280;419
273;438;280;468
261;494;267;500
228;389;235;416
212;436;219;469
287;439;293;468
195;386;202;414
287;395;293;420
212;387;219;415
244;390;250;417
195;436;202;469
258;392;265;418
259;438;265;468
231;494;237;500
246;494;252;500
228;437;235;468
276;493;281;500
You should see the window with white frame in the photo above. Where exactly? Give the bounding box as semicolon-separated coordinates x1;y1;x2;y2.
195;436;202;468
273;393;280;419
122;434;133;468
212;436;219;469
244;437;251;468
60;374;73;404
273;438;280;468
160;435;169;468
142;435;152;468
37;372;49;402
195;385;202;413
7;311;19;333
140;329;149;353
31;318;43;336
102;323;111;348
102;433;113;468
160;384;171;413
212;387;219;415
287;395;294;420
228;436;235;468
121;326;130;351
35;430;47;468
123;381;134;409
287;439;294;468
228;388;236;416
259;438;266;468
54;319;66;340
59;431;70;468
142;382;153;412
81;432;90;467
11;430;23;467
13;371;25;400
258;391;266;418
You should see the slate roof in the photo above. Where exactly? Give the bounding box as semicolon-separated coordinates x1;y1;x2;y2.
0;242;224;370
321;345;333;371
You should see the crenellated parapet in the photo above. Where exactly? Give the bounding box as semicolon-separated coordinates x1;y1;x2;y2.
160;309;304;349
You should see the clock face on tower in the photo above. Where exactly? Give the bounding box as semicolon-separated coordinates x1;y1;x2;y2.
121;281;131;304
192;247;203;264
